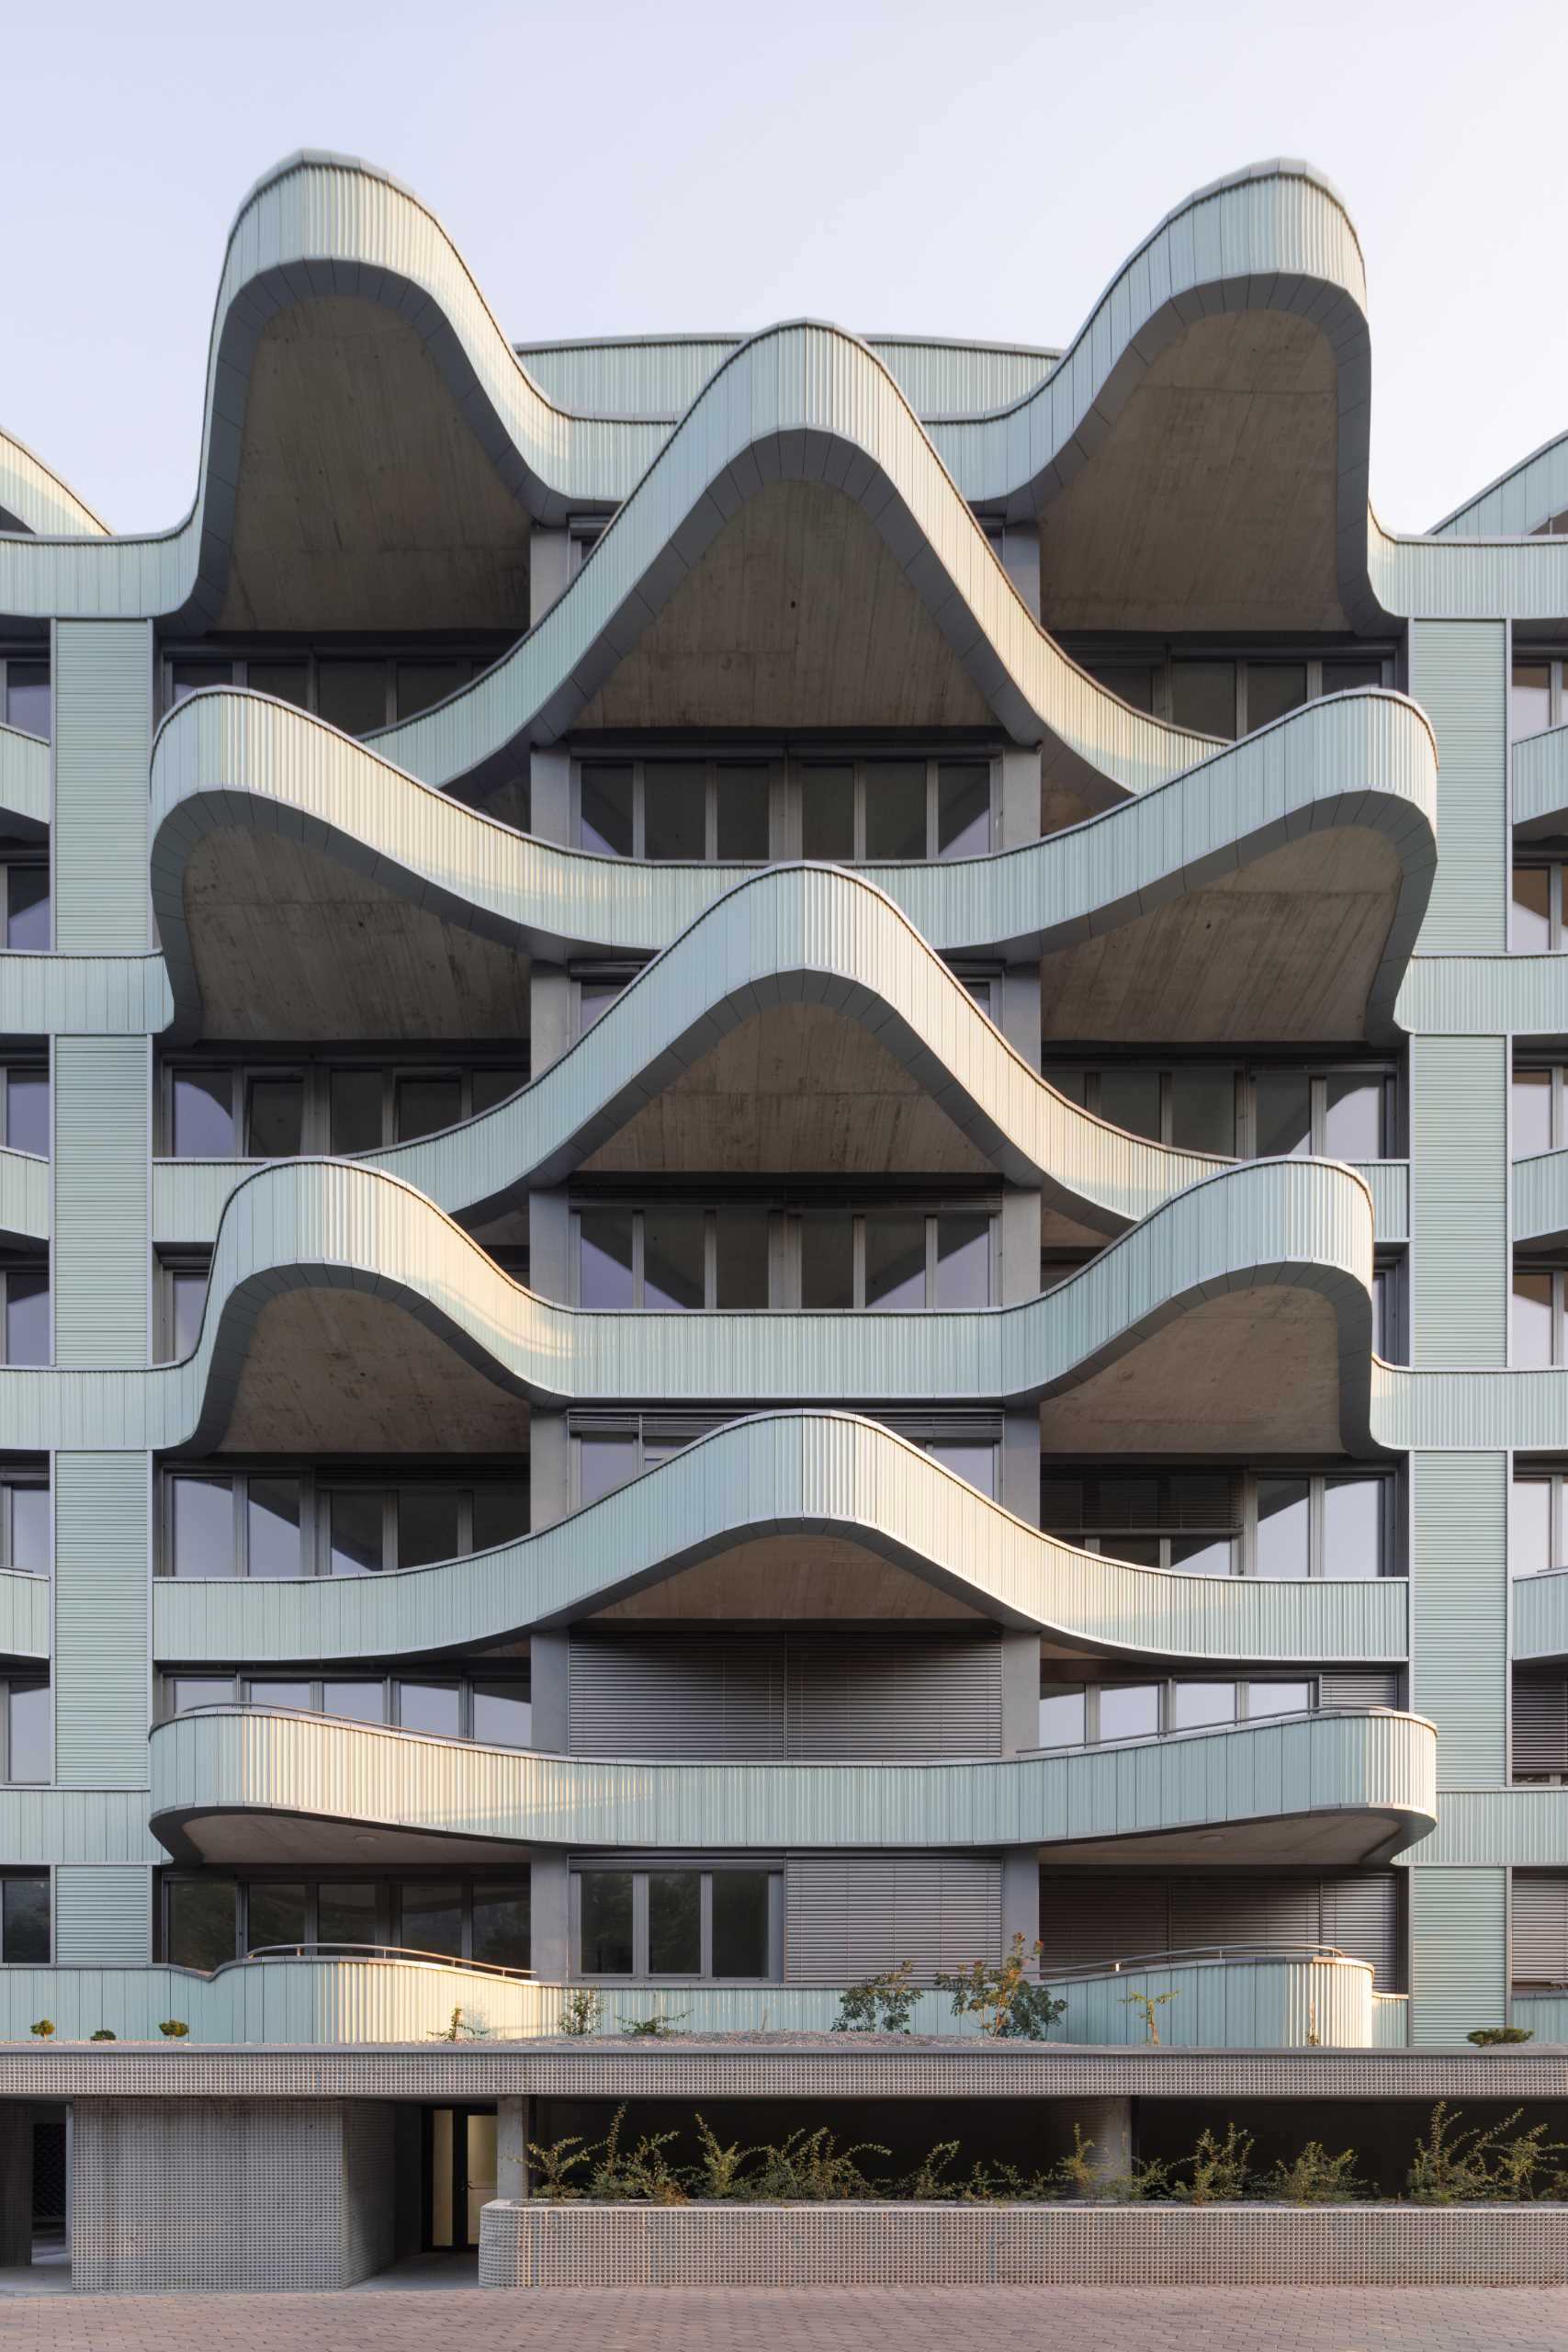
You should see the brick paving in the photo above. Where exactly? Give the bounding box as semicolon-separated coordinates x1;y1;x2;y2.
2;2289;1568;2348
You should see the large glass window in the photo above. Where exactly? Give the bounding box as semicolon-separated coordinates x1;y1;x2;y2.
576;1202;992;1313
798;758;993;862
1038;1672;1324;1749
1043;1059;1396;1160
2;1270;50;1366
166;1872;530;1970
1514;1270;1568;1368
575;1867;774;1978
161;1470;527;1577
0;1875;48;1963
1;661;50;741
580;761;774;862
164;1061;526;1159
164;1670;530;1749
1;1476;49;1575
1;1069;47;1157
1515;1474;1568;1577
164;649;489;735
1080;652;1388;741
1510;655;1568;741
4;866;49;952
0;1682;47;1781
1043;1465;1392;1578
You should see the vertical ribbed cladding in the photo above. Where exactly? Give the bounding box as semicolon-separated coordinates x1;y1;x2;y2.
52;1454;150;1792
1412;1454;1508;1786
1408;1869;1508;2044
147;1709;1437;1857
1409;622;1507;952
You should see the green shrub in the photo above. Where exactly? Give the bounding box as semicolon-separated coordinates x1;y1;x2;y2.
618;2009;691;2038
691;2115;757;2200
157;2018;189;2040
88;2029;116;2042
834;1961;919;2034
1263;2140;1369;2205
1468;2025;1535;2047
1406;2101;1568;2203
935;1936;1067;2041
28;2018;53;2041
1173;2123;1255;2206
557;1987;604;2039
749;2127;889;2202
1122;1988;1179;2046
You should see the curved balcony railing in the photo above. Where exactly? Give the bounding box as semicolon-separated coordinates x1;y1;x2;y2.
239;1941;535;1979
147;1703;1438;1868
152;1408;1407;1668
0;1154;1382;1453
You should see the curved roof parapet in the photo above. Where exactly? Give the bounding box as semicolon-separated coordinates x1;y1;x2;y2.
152;1407;1407;1667
1431;428;1568;542
148;1702;1438;1869
0;1154;1378;1453
0;428;110;538
4;151;1568;659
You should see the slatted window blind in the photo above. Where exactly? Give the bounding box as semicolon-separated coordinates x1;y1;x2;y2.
568;1633;1003;1760
784;1857;1001;1983
1512;1875;1568;1986
1037;1871;1404;1990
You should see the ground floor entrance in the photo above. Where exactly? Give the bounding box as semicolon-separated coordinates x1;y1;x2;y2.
424;2107;497;2253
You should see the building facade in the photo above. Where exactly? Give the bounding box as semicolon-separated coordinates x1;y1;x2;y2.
0;147;1564;2274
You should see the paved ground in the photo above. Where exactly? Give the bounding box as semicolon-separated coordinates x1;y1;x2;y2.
3;2289;1568;2347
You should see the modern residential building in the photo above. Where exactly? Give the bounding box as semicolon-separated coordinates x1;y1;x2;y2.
0;147;1562;2286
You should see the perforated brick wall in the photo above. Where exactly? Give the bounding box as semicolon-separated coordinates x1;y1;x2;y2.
478;2200;1568;2290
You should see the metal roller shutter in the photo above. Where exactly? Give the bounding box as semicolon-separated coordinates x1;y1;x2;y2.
569;1633;1001;1759
784;1856;1001;1983
1036;1876;1170;1970
1319;1671;1402;1711
1169;1878;1319;1952
1512;1676;1568;1776
785;1635;1002;1758
1511;1874;1568;1987
568;1634;786;1758
1319;1871;1404;1991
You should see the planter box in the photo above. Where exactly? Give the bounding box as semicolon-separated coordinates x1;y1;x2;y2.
478;2199;1568;2289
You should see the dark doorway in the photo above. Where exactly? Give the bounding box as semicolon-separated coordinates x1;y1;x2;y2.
423;2106;496;2251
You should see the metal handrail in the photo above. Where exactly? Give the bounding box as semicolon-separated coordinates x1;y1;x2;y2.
230;1942;536;1981
1040;1941;1356;1982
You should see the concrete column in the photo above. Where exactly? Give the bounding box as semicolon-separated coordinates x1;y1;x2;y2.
1055;2097;1133;2189
998;744;1041;848
529;1853;570;1984
1000;1406;1039;1524
496;2098;531;2201
0;2105;30;2267
992;525;1040;623
999;1848;1040;1958
530;747;570;842
999;1636;1041;1758
529;966;572;1074
529;529;571;624
530;1631;569;1750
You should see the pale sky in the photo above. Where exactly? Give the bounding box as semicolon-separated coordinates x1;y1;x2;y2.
3;0;1565;537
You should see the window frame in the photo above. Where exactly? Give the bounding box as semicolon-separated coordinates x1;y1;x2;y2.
1042;1464;1398;1579
1036;1673;1325;1751
0;1064;49;1156
0;653;51;743
0;1266;49;1367
0;1871;51;1963
159;647;501;734
158;1057;529;1161
571;752;999;867
570;1198;998;1314
158;1867;533;1971
159;1668;532;1746
0;1471;48;1576
156;1465;530;1578
570;1860;783;1982
1070;649;1394;738
1041;1057;1400;1161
